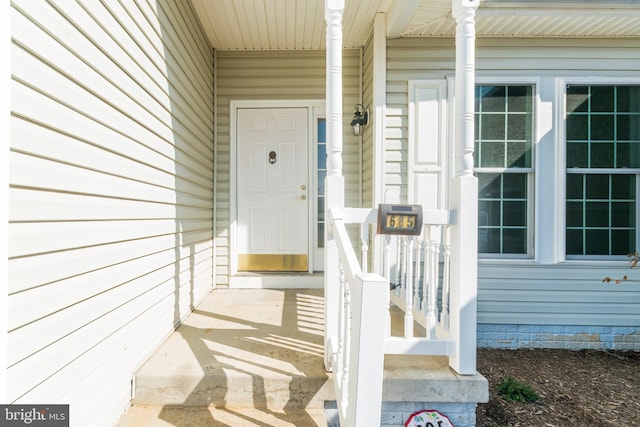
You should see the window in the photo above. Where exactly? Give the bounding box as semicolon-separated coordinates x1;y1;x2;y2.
475;85;535;256
317;118;327;249
565;85;640;257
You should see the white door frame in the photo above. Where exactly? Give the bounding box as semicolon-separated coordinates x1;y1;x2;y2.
229;100;325;278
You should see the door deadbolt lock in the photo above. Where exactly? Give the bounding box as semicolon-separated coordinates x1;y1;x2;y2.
300;184;307;190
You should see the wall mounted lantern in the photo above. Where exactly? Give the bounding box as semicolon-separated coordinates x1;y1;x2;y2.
350;104;369;136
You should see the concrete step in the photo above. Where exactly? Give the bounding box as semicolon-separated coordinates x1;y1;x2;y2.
115;404;328;426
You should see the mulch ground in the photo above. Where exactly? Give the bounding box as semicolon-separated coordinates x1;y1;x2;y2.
476;348;640;427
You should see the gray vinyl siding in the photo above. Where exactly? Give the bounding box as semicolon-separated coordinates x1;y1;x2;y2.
362;33;375;208
214;50;362;284
386;37;640;327
9;1;214;425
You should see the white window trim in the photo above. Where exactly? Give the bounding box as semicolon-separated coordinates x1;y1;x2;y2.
558;77;640;262
474;77;542;261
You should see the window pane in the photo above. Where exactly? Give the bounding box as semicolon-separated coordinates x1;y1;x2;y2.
585;229;610;255
566;114;588;141
612;230;634;255
317;197;325;221
566;174;584;199
317;144;326;169
478;200;501;227
503;201;526;226
617;115;640;142
567;142;588;168
507;114;528;140
503;174;527;198
567;86;589;113
612;175;634;199
617;86;640;113
566;173;636;256
317;223;324;248
585;174;609;199
477;172;528;255
480;86;506;112
507;140;531;168
507;86;532;113
318;118;326;141
591;115;615;140
317;170;326;195
566;202;584;227
612;202;634;227
479;173;501;198
480;114;506;141
590;143;615;168
503;229;527;253
479;141;505;168
585;201;609;227
566;229;584;255
591;86;615;112
478;228;501;253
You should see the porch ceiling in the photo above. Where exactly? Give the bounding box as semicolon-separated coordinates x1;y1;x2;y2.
190;0;640;52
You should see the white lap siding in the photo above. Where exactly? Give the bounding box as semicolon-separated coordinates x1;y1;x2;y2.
9;1;214;425
386;37;640;328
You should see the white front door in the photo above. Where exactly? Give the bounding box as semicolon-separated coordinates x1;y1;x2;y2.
236;108;309;271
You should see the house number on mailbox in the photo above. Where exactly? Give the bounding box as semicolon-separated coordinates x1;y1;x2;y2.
377;204;423;236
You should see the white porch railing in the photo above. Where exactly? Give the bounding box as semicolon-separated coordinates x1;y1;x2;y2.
327;206;472;427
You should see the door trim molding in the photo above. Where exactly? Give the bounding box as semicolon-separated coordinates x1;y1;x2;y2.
229;100;325;284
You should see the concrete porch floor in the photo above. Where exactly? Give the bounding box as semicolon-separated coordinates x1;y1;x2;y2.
116;288;332;426
115;287;488;426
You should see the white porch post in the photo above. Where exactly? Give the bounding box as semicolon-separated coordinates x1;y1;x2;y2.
324;0;345;371
449;0;479;375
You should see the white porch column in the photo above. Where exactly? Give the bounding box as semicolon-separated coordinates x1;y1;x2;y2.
449;0;479;375
324;0;345;371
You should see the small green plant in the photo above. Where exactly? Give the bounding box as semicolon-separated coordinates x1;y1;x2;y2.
497;376;539;403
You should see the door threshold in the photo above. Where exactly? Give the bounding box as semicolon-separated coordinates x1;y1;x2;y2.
229;272;324;289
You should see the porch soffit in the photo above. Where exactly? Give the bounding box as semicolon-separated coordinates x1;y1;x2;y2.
191;0;640;52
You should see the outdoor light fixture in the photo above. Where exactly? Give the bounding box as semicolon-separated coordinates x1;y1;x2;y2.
350;104;369;136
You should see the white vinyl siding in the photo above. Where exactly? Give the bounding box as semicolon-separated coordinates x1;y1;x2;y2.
386;37;640;327
9;1;214;425
215;50;362;284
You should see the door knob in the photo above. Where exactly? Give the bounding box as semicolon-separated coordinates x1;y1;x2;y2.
299;195;307;200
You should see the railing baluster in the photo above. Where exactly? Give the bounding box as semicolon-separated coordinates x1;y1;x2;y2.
420;231;428;320
384;235;392;337
361;223;369;273
427;226;438;338
396;236;403;295
404;237;414;338
336;261;346;399
342;266;351;405
413;235;422;316
440;228;451;330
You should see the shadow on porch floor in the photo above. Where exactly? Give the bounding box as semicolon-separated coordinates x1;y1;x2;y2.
116;288;334;426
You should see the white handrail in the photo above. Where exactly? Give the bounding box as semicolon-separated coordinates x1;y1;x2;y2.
328;207;386;427
326;206;472;426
